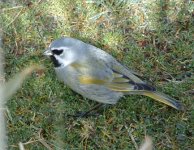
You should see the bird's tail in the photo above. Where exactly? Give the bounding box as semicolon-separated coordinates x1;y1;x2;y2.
142;91;184;110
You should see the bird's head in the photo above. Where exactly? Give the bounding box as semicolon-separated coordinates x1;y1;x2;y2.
44;37;81;67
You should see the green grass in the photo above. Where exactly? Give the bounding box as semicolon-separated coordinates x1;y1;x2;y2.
1;0;194;149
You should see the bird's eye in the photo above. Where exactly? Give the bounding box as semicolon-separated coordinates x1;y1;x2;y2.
52;49;63;55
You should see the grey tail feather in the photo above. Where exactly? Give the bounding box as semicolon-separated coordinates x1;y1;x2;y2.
125;90;184;110
170;99;184;110
131;83;184;110
155;91;184;110
144;91;184;110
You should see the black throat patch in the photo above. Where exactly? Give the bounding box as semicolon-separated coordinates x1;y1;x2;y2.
50;55;61;67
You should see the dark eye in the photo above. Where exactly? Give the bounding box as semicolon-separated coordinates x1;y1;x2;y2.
52;49;63;55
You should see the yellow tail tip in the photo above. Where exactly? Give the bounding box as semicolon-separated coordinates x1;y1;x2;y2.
143;91;184;111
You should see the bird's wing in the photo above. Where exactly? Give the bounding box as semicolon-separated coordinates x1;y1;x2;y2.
78;72;135;91
71;59;155;92
78;70;155;92
87;45;145;84
110;61;144;83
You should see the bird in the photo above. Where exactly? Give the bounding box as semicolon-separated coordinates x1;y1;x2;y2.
44;37;183;115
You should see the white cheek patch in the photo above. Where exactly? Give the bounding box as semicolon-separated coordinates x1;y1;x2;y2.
54;52;75;67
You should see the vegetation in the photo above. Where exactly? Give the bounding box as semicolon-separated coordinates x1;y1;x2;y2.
0;0;193;149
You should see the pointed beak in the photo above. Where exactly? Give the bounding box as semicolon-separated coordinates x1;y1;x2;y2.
43;49;52;56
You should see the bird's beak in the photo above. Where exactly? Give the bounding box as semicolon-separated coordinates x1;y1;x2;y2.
43;49;52;56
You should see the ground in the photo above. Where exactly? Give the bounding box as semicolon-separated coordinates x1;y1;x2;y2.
0;0;194;149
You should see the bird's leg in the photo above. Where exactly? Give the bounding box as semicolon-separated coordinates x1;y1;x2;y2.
71;103;105;118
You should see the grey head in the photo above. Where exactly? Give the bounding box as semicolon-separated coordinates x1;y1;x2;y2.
49;37;81;48
44;37;85;68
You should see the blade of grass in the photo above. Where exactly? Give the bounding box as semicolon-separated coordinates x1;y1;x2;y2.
2;65;44;103
0;63;43;150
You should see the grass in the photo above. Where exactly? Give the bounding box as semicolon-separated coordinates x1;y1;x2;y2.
0;0;194;149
